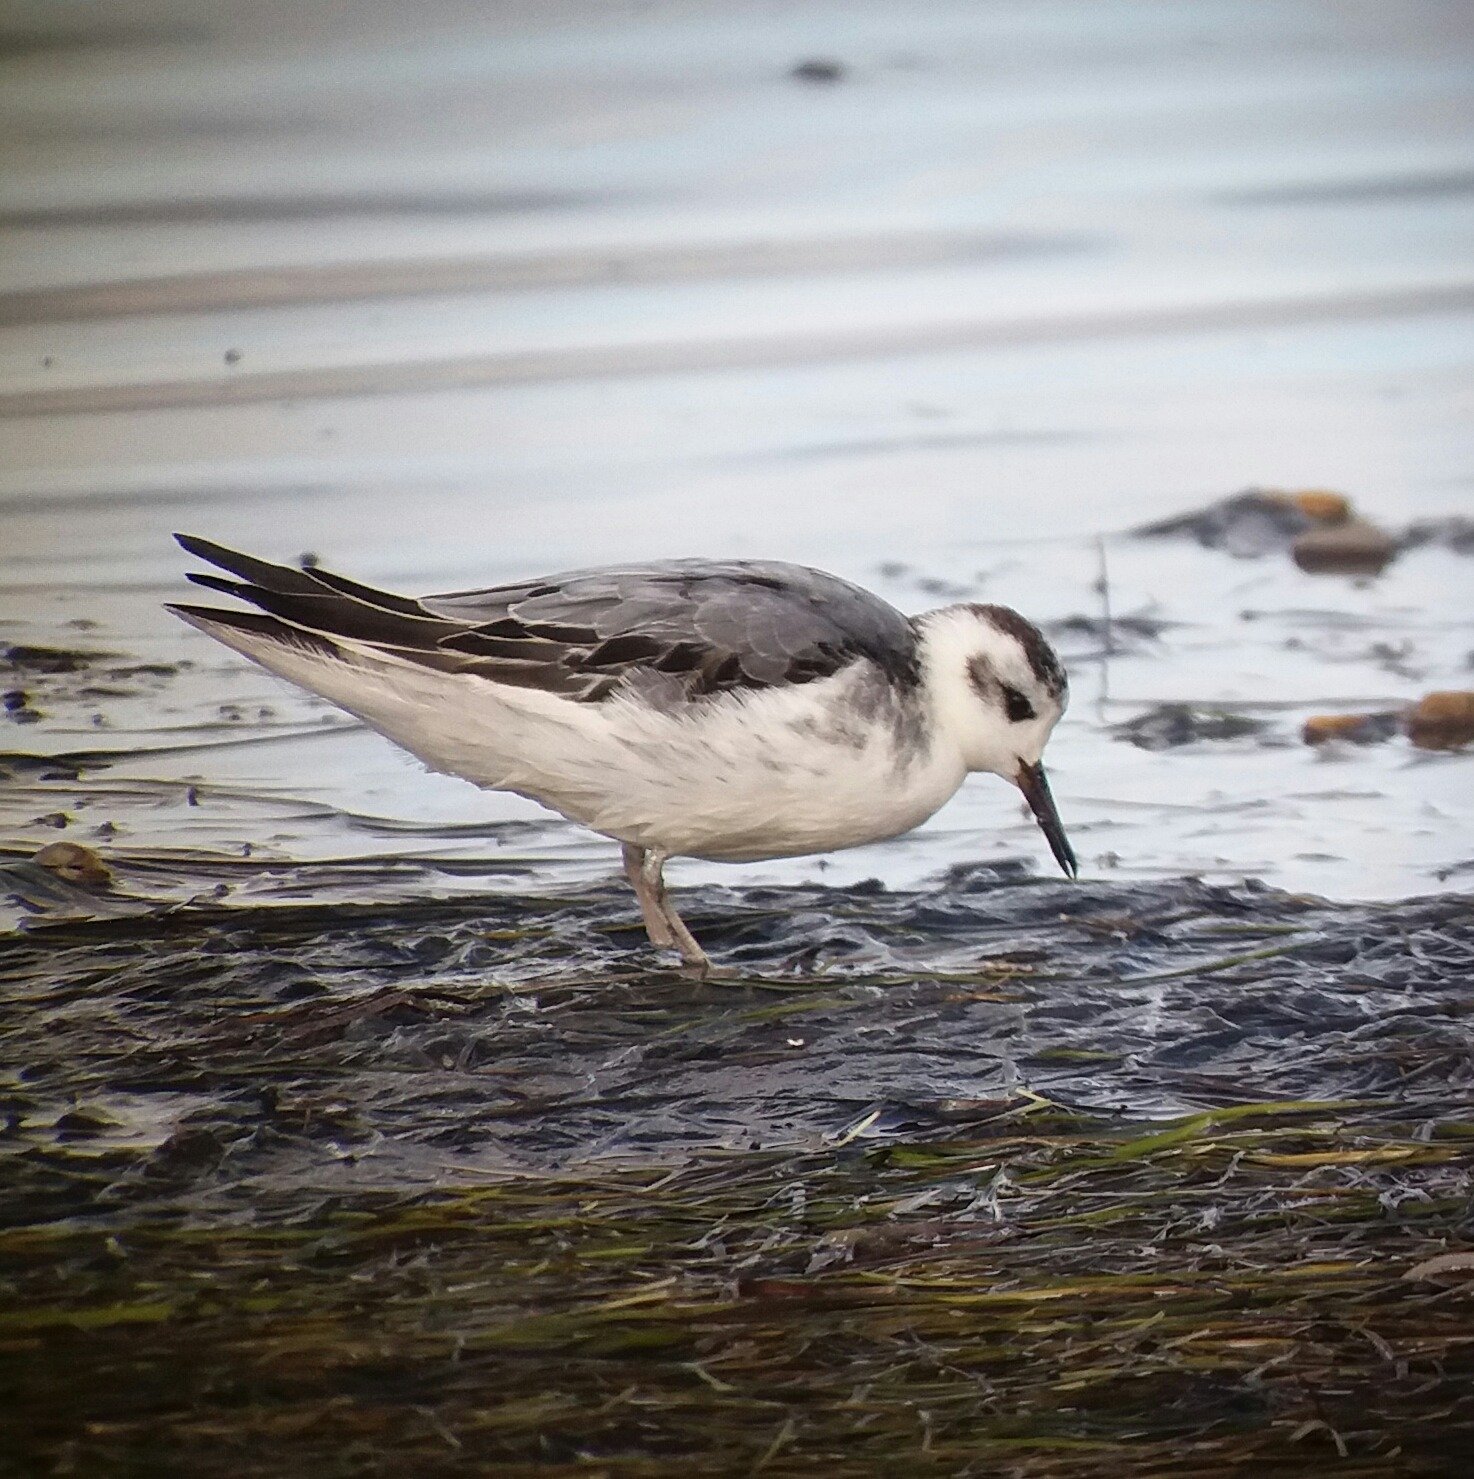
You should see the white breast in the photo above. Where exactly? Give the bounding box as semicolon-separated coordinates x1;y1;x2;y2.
581;670;967;861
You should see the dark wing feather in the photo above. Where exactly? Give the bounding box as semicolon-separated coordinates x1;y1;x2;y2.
172;538;919;702
425;560;920;696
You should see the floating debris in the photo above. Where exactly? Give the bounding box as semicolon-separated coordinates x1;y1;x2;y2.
1302;693;1474;750
1134;487;1354;556
1113;703;1271;750
1137;488;1403;575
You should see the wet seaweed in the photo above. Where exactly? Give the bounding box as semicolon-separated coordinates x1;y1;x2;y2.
1;878;1470;1473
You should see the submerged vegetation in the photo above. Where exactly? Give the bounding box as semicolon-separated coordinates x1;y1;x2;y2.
4;1103;1473;1475
1;877;1470;1472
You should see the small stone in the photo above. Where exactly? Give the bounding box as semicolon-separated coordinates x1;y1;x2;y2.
1405;691;1474;750
223;348;243;365
1291;517;1398;575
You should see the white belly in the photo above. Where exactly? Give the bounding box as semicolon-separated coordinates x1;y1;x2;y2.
203;626;965;863
504;668;966;861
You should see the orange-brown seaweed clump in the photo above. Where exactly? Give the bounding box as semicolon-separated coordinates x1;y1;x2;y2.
1405;691;1474;750
1272;489;1352;524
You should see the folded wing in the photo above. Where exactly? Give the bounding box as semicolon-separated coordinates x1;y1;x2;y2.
170;535;919;703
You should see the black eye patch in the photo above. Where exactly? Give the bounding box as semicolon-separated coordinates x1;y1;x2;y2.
1002;685;1036;723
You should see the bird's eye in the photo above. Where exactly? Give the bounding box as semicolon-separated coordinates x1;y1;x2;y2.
1002;685;1036;723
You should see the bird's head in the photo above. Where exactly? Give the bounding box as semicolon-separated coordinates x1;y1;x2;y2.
917;602;1076;877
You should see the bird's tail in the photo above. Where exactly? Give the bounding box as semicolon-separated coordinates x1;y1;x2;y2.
167;533;467;665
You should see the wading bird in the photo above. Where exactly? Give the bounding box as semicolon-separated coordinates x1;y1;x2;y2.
171;536;1076;974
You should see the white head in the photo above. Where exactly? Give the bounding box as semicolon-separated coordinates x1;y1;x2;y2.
917;603;1076;876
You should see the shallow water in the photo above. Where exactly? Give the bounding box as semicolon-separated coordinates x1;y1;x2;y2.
3;0;1472;907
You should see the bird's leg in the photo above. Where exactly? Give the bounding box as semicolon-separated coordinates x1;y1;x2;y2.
638;848;711;978
623;842;675;949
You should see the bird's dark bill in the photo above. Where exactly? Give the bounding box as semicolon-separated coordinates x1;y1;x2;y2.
1017;761;1078;878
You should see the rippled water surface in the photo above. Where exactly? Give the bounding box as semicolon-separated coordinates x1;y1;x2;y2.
4;0;1474;909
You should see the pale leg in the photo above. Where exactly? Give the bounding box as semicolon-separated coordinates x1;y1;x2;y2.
622;842;675;948
638;847;711;977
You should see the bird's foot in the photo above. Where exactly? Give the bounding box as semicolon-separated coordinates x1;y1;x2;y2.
674;948;711;981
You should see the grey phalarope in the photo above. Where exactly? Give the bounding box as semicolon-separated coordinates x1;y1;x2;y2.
171;535;1076;975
